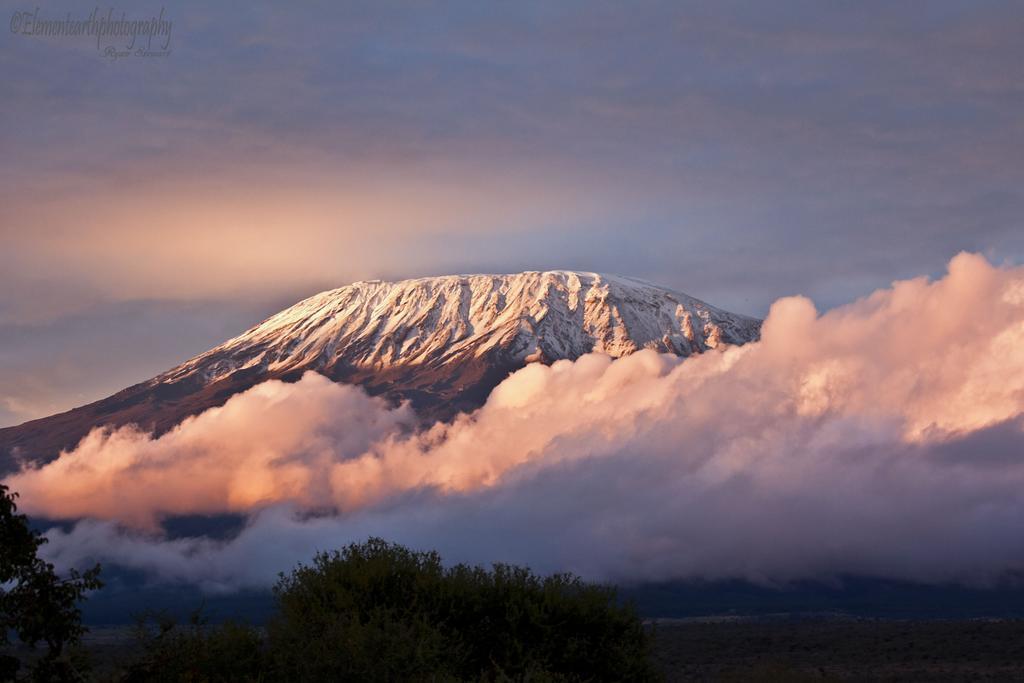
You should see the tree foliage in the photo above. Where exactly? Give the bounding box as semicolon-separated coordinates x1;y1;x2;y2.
121;608;264;683
270;537;657;680
0;483;102;682
127;538;658;681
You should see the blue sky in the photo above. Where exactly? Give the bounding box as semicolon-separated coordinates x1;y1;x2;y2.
1;0;1022;426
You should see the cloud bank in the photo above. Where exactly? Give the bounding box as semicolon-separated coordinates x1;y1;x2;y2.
10;253;1024;589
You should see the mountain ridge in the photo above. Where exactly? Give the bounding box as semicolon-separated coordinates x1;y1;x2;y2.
0;271;761;472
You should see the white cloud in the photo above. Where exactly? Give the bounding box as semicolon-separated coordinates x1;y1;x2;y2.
14;253;1024;588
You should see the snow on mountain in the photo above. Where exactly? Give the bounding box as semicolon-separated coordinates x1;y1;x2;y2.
159;271;758;386
0;271;760;470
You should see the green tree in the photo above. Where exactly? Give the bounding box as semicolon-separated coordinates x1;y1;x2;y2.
269;538;658;681
121;538;659;681
121;608;265;683
0;483;102;682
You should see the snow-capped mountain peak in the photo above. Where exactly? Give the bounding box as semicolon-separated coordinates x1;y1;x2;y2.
158;271;760;388
0;271;760;470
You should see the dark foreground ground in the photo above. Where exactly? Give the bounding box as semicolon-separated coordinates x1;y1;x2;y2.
649;617;1024;681
44;617;1024;681
63;579;1024;680
30;571;1024;680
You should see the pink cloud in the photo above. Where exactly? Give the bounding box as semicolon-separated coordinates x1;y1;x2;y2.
13;253;1024;586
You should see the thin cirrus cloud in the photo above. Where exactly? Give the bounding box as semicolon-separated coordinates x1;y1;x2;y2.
3;1;1024;312
0;165;624;307
14;253;1024;589
3;2;1024;435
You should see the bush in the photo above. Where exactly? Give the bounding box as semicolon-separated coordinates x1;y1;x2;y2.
121;538;658;681
121;608;265;683
267;538;658;681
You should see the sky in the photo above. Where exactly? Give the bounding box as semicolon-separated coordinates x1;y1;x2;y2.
2;0;1023;427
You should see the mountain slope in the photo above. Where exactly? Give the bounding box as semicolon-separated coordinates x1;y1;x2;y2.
0;271;760;471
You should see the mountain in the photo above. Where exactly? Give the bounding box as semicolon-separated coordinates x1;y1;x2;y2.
0;271;760;472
